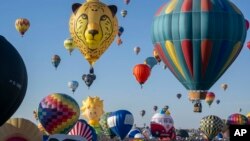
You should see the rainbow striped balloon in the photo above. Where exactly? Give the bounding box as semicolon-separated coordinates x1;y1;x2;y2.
227;113;248;125
38;93;80;134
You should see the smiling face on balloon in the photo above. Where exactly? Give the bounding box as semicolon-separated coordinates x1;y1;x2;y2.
151;113;174;132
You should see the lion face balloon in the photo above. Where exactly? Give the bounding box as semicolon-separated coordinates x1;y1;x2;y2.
69;0;118;66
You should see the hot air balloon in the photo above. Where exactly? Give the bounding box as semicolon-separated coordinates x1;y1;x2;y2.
152;0;247;112
99;112;116;138
128;129;144;139
15;18;30;37
64;38;75;55
33;110;38;121
121;9;127;17
177;93;182;99
144;57;158;69
38;93;80;134
176;129;189;140
150;112;176;140
69;0;118;70
247;113;250;125
0;36;28;126
216;99;220;105
205;92;215;107
107;110;134;140
163;105;169;112
140;110;146;118
134;46;141;55
153;106;158;112
246;19;249;30
0;118;42;141
153;47;161;63
118;26;124;37
221;83;228;91
200;115;224;141
133;64;151;88
68;119;97;141
124;0;130;5
82;73;96;88
116;37;123;46
68;80;79;93
142;127;152;140
227;113;248;125
52;55;61;70
247;41;250;49
163;65;168;70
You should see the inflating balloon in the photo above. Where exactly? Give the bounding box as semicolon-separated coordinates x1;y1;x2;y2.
0;35;28;126
133;64;151;88
200;115;224;141
121;9;127;17
69;0;118;66
227;113;248;125
68;119;97;141
152;0;247;112
52;55;61;70
68;80;79;93
15;18;30;37
64;38;75;55
0;118;42;141
107;110;134;140
38;93;80;134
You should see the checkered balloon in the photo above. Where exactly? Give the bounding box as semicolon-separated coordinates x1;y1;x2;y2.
200;115;224;141
38;93;80;134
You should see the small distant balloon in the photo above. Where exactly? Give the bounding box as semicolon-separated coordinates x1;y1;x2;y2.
247;41;250;49
52;55;61;70
221;83;228;91
121;10;127;17
153;106;158;112
140;110;146;117
15;18;30;37
216;99;220;105
82;68;96;88
124;0;130;5
144;57;157;69
118;26;124;37
64;38;75;55
68;81;79;93
177;93;182;99
134;46;140;55
116;37;123;46
205;92;215;107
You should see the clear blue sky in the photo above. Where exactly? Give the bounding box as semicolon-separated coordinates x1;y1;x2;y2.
0;0;249;129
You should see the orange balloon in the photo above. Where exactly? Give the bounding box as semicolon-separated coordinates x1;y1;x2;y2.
133;64;151;88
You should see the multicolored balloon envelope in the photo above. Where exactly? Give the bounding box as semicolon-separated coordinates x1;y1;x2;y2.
43;134;87;141
200;115;224;141
0;118;42;141
99;112;116;138
15;18;30;37
68;119;97;141
152;0;247;103
0;35;28;126
107;110;134;140
227;113;248;125
38;93;80;134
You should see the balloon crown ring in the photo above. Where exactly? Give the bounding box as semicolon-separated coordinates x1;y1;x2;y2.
87;0;100;2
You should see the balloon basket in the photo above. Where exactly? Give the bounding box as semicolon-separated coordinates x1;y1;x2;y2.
188;91;207;101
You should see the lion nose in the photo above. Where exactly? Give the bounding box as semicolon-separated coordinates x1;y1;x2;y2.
88;30;99;36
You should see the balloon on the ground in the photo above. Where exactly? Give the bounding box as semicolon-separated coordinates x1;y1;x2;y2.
0;118;42;141
68;119;97;141
128;128;141;138
51;55;61;70
176;129;189;139
107;110;134;140
121;9;127;17
150;112;176;140
69;0;118;66
38;93;80;134
200;115;224;141
227;113;248;125
152;0;247;111
99;112;116;138
133;64;151;88
68;80;79;93
0;35;28;126
15;18;30;37
81;96;104;135
64;38;75;55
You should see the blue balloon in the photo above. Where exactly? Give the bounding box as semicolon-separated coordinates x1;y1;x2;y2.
144;57;158;69
217;133;223;139
128;128;141;138
107;110;134;140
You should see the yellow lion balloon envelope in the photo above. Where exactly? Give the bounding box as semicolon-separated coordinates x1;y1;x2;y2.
69;0;118;66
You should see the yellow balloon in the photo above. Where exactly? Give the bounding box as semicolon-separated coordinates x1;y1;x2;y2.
15;18;30;37
69;0;118;66
64;38;75;55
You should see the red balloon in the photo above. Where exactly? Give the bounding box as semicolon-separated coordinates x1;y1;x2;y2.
247;41;250;49
133;64;151;87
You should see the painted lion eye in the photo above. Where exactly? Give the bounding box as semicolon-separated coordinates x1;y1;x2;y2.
82;14;88;19
100;15;107;21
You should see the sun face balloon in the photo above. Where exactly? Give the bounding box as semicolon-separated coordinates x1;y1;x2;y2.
69;0;118;66
0;118;42;141
152;0;247;110
38;93;80;134
0;36;28;126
